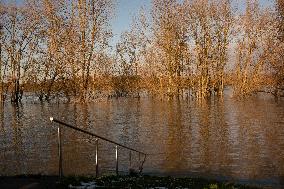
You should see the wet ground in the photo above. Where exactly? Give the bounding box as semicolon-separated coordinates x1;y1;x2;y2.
0;176;59;189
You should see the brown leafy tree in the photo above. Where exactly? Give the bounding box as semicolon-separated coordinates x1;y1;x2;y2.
271;0;284;96
233;0;279;97
151;0;190;97
75;0;113;101
185;0;233;98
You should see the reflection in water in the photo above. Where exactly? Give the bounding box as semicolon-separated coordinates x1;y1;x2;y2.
198;100;211;175
11;105;24;175
163;100;187;173
0;96;283;187
0;104;6;174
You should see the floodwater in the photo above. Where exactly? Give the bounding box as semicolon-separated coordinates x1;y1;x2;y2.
0;94;284;188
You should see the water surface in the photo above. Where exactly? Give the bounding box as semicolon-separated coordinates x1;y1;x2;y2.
0;95;283;187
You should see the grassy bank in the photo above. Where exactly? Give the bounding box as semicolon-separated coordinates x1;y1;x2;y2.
0;174;266;188
62;175;261;189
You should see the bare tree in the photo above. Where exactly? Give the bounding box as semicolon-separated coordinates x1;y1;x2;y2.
0;1;3;102
233;0;278;97
74;0;113;101
183;0;234;98
210;0;234;96
22;0;114;102
115;17;148;97
1;1;42;103
151;0;190;98
0;0;282;102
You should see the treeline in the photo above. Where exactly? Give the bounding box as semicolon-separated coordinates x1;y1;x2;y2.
0;0;283;103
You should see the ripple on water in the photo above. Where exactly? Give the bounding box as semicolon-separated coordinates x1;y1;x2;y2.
0;97;283;187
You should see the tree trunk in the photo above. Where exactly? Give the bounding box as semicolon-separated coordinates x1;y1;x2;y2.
0;40;3;102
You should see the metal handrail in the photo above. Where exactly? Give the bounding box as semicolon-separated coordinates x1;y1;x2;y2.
50;117;147;155
50;117;147;180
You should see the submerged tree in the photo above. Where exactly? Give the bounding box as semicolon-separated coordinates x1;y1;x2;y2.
185;0;234;98
0;1;3;102
75;0;113;101
115;9;153;97
233;0;280;97
0;1;43;103
151;0;190;97
271;0;284;97
0;0;282;103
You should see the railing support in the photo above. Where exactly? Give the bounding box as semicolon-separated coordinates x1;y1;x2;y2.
57;124;63;180
50;117;147;176
95;139;99;177
115;145;118;175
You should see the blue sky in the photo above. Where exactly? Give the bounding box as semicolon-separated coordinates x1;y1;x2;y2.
111;0;151;44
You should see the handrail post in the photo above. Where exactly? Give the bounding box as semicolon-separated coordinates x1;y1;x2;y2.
95;139;99;177
115;145;118;175
58;124;63;181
